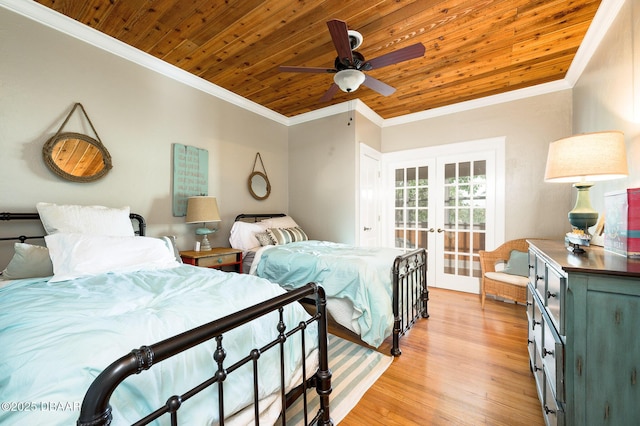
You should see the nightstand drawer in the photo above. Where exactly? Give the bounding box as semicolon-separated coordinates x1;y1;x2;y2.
179;248;243;273
197;254;237;268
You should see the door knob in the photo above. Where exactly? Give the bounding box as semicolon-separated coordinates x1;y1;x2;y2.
437;228;445;233
363;227;372;231
428;228;435;233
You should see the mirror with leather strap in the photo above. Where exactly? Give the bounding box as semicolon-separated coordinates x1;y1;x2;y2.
42;103;112;183
43;132;112;182
248;171;270;200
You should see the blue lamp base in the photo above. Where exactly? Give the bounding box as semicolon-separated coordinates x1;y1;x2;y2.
568;182;598;233
195;227;216;251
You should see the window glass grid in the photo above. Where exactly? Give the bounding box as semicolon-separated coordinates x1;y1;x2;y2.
394;167;429;250
442;160;487;278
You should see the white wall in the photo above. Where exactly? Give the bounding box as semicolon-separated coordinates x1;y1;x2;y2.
0;7;289;264
288;112;357;243
381;91;574;243
573;0;640;212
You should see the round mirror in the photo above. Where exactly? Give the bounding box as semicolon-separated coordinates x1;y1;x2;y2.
42;132;112;182
248;171;271;200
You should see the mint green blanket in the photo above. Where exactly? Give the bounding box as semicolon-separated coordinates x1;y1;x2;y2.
0;265;316;425
255;240;401;347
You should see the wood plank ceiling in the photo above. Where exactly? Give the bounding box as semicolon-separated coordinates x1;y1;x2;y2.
34;0;602;119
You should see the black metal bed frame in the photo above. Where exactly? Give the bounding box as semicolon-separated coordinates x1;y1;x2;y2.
234;214;429;356
78;283;332;426
1;212;332;425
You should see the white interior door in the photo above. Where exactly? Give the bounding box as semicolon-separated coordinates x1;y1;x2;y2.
383;138;505;293
359;144;381;247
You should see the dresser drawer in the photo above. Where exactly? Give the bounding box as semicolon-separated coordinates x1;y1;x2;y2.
526;285;536;362
542;314;565;403
197;253;238;268
545;266;565;335
533;341;545;397
532;293;544;359
534;256;546;300
543;374;564;426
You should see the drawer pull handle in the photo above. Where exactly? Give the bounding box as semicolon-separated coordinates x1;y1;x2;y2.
534;365;542;372
217;258;223;263
533;320;541;329
527;339;534;345
547;291;557;299
544;405;556;415
543;347;554;357
536;275;543;281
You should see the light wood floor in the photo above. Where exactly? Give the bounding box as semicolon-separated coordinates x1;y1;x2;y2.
339;288;544;425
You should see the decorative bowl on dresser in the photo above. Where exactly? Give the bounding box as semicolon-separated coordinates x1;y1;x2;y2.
526;239;640;426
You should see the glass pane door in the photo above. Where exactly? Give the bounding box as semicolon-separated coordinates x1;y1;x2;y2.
442;160;487;279
394;166;431;251
384;137;501;294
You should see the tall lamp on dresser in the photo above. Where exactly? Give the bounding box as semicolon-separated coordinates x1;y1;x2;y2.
544;130;628;237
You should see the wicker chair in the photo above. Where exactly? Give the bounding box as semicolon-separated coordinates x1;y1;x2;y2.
479;239;530;308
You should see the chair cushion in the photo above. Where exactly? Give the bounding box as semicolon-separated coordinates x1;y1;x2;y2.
484;271;529;287
502;250;529;276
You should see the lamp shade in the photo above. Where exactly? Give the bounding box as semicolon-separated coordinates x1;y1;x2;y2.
334;69;366;93
544;131;628;183
185;196;221;223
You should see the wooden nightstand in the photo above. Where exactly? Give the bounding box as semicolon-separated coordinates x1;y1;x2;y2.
180;248;243;273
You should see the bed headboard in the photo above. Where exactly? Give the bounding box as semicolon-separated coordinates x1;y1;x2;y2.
0;212;147;242
234;213;285;223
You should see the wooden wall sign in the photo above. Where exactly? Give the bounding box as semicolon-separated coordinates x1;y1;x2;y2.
172;143;208;216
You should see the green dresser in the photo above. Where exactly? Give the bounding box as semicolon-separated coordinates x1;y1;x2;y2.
526;240;640;426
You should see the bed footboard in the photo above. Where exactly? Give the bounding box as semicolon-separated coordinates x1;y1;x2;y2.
391;248;428;356
77;283;332;426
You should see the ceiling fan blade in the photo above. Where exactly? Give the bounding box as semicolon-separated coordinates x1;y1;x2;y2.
366;43;426;70
279;66;335;74
363;75;396;96
327;19;353;64
320;83;340;102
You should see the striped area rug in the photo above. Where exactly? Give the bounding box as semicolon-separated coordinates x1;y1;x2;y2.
284;334;393;424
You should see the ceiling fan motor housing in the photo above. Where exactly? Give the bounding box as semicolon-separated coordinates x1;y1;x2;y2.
334;51;370;71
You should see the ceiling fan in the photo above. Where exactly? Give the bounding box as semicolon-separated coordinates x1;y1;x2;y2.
279;19;425;102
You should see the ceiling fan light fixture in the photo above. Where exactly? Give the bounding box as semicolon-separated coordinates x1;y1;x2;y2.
334;69;365;93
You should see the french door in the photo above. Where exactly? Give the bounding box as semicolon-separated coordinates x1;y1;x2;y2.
384;138;504;293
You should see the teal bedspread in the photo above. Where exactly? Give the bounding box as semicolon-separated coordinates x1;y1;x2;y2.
0;265;316;425
254;240;401;347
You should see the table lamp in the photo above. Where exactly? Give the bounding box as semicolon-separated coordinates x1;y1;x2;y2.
185;196;221;251
544;131;628;235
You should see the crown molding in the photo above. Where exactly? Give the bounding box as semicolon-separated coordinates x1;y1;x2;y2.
0;0;290;126
565;0;626;86
1;0;622;128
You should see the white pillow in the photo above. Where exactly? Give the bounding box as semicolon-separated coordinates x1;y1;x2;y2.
1;243;53;279
36;202;135;236
45;233;179;282
229;221;267;251
259;215;298;229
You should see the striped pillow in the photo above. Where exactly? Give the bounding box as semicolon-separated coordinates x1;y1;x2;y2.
267;227;308;245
